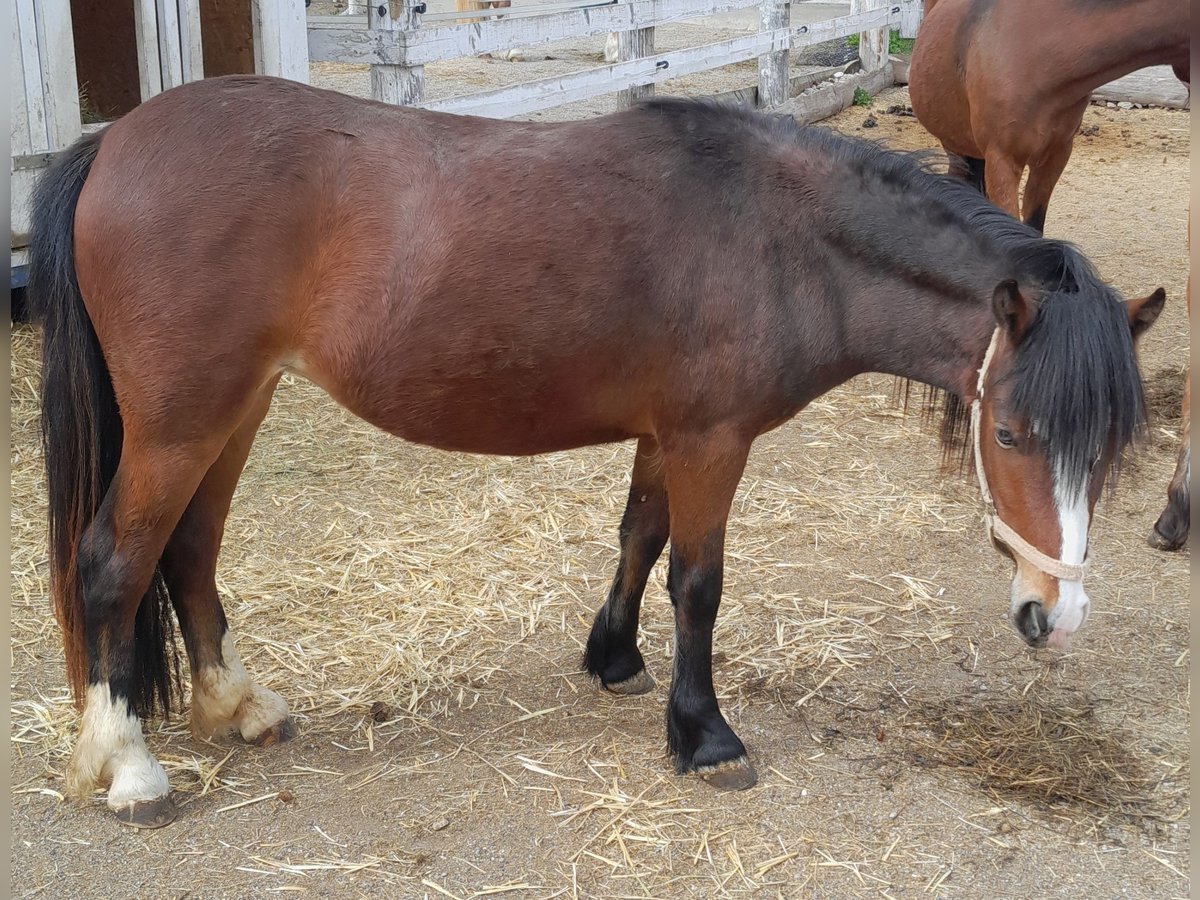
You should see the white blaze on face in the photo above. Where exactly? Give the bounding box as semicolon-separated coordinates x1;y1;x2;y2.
1048;469;1091;644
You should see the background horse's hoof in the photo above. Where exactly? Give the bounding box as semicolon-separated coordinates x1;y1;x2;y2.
604;669;656;695
1147;526;1187;552
114;796;177;829
253;717;296;748
696;757;758;791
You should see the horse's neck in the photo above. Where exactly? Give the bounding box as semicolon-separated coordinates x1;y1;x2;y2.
808;217;1006;399
851;280;995;399
1069;0;1188;91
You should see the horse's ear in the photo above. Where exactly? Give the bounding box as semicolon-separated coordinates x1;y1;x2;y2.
1126;287;1166;340
992;280;1034;340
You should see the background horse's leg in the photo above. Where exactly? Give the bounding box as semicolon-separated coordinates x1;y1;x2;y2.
1018;137;1075;234
160;377;292;743
1150;267;1191;551
584;437;669;694
67;438;221;827
948;153;986;194
982;149;1024;221
660;431;755;790
1149;373;1190;550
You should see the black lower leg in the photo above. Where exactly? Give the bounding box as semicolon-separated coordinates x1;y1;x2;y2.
160;534;230;673
584;442;668;687
78;502;180;718
162;378;275;674
664;548;746;774
965;156;986;194
1025;204;1048;234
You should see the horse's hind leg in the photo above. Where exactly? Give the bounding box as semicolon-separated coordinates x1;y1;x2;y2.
659;430;755;790
585;438;668;694
67;438;224;826
160;376;292;743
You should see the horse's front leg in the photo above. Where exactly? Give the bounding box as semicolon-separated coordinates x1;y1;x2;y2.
982;147;1024;222
1150;250;1192;551
585;437;668;694
660;432;757;790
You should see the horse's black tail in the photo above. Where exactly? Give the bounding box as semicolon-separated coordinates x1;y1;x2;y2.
28;131;181;716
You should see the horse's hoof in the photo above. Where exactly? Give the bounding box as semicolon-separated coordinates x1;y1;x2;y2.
253;717;296;748
605;669;656;695
696;757;758;791
113;796;178;829
1147;527;1187;552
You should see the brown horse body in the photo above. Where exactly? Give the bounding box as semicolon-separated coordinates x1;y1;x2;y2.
30;76;1162;827
909;0;1189;231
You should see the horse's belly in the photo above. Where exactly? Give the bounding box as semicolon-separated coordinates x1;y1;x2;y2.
290;357;645;457
362;396;638;456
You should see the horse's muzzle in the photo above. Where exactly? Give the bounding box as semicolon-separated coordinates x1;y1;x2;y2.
1014;600;1049;647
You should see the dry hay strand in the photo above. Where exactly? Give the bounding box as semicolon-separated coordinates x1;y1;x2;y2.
900;690;1189;837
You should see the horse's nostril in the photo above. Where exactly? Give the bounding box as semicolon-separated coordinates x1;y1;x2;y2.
1016;601;1048;643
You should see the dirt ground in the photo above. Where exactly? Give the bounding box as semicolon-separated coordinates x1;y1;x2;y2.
9;69;1190;900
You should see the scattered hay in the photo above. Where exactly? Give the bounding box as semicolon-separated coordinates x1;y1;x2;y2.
1145;364;1187;414
902;691;1189;835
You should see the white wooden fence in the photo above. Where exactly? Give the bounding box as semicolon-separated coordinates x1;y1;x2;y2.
11;0;923;276
9;0;308;272
309;0;924;118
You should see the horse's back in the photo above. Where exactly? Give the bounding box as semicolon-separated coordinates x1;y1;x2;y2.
74;77;424;339
67;77;778;455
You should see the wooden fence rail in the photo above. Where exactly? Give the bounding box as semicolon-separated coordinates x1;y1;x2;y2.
309;0;918;117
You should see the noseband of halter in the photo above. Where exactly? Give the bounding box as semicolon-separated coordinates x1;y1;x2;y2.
970;329;1091;583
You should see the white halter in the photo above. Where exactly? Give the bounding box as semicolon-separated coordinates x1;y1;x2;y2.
970;329;1090;583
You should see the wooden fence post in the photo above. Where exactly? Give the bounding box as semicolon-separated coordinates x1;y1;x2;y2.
757;0;788;108
617;26;655;107
133;0;164;99
134;0;207;99
897;0;922;38
12;0;81;252
370;0;425;105
253;0;310;84
851;0;888;71
177;0;204;83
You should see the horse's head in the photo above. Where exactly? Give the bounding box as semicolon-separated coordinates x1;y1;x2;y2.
973;279;1165;650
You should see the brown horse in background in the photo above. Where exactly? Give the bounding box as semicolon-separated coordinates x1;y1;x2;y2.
28;76;1164;828
909;0;1189;231
910;0;1190;552
1149;220;1191;551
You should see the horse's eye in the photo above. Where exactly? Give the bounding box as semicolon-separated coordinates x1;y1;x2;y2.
995;426;1017;448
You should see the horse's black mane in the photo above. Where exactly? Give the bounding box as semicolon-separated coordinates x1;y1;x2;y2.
636;97;1148;490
